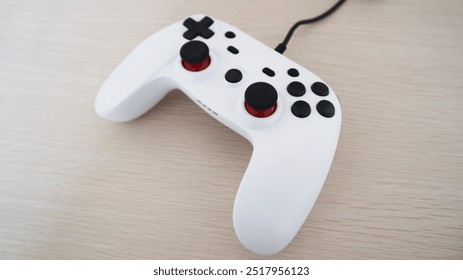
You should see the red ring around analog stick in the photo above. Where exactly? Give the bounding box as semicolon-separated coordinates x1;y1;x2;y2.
245;102;277;118
182;56;211;71
244;82;278;118
180;40;211;72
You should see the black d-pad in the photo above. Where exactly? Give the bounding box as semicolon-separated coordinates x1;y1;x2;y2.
183;16;215;40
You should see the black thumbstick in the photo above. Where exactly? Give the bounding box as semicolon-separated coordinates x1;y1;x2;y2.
244;82;278;118
180;40;211;71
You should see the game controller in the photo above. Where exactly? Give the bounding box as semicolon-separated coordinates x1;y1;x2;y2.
95;14;342;255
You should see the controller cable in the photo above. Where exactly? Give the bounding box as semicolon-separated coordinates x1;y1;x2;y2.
275;0;348;54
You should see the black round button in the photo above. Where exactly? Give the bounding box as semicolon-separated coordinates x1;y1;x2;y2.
316;100;335;118
287;81;306;97
180;40;209;64
245;82;278;110
225;31;236;38
225;69;242;83
291;101;311;118
287;68;299;77
311;82;329;96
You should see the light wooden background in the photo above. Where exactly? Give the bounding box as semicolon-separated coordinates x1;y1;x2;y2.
1;0;462;259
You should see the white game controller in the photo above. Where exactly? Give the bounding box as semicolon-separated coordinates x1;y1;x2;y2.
95;14;342;255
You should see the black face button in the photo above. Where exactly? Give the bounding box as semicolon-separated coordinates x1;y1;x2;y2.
227;46;239;54
316;100;335;118
291;101;311;118
262;67;275;77
244;82;278;117
311;82;329;96
180;40;209;64
225;69;242;83
287;68;299;77
287;81;306;97
225;31;236;38
183;16;215;40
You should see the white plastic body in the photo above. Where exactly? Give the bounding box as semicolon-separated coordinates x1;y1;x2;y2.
95;15;342;255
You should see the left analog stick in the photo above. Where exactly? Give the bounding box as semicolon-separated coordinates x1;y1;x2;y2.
180;40;211;71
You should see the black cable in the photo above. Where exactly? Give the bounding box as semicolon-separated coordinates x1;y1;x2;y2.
275;0;348;54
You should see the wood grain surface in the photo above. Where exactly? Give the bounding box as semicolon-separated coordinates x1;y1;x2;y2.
1;0;462;259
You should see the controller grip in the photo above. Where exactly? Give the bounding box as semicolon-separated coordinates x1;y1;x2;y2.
96;76;176;122
233;135;335;255
95;23;179;122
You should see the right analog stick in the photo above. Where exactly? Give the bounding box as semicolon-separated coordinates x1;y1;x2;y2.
244;82;278;118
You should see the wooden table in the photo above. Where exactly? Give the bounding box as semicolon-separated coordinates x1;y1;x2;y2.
1;0;462;259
